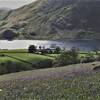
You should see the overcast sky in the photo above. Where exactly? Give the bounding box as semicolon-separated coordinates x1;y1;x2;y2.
0;0;37;9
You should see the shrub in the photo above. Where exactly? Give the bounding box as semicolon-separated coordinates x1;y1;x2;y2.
0;61;33;75
0;58;54;75
82;52;95;63
32;59;53;69
55;50;79;67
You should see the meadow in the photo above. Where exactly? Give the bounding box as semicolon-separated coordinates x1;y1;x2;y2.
0;49;98;61
0;53;54;62
0;50;54;75
0;49;99;75
0;62;100;100
0;49;54;63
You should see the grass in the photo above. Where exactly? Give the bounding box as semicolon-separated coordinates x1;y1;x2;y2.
45;54;60;58
0;56;16;62
0;50;98;73
0;53;54;63
0;49;98;61
0;62;100;99
0;49;27;53
0;52;54;75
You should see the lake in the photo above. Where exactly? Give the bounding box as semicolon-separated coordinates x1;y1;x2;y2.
0;40;100;50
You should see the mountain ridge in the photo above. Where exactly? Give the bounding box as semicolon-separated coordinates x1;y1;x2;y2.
0;0;100;40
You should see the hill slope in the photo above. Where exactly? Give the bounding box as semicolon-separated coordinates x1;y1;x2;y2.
0;62;100;81
0;0;100;39
0;62;100;99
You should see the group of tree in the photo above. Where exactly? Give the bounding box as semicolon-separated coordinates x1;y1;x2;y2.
28;45;100;67
55;49;100;67
55;48;79;67
28;45;37;53
28;45;61;54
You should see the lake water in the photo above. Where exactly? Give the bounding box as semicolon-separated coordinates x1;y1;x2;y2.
0;40;100;50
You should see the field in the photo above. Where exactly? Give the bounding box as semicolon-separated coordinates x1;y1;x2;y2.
0;49;98;60
0;51;54;64
0;62;100;99
0;51;55;75
0;49;28;53
0;53;53;62
0;49;99;75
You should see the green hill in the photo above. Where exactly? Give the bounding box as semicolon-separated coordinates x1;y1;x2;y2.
0;0;100;40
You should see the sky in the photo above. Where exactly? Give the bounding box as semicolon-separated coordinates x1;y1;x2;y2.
0;0;37;9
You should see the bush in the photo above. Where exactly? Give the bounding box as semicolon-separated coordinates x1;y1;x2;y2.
0;61;33;75
0;58;54;75
32;59;53;69
55;50;79;67
82;53;95;63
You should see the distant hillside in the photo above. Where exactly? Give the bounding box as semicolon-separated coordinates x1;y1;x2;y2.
0;0;100;40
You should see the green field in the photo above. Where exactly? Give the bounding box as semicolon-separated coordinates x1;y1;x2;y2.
0;49;27;53
0;62;100;99
0;53;54;63
0;49;99;68
0;49;98;61
0;52;54;75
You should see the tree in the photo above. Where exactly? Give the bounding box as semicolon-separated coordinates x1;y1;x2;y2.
55;50;79;67
54;46;61;54
39;46;42;50
28;45;37;53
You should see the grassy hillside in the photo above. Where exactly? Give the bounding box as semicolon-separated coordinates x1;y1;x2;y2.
0;0;100;39
0;62;100;99
0;52;54;75
0;53;53;63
